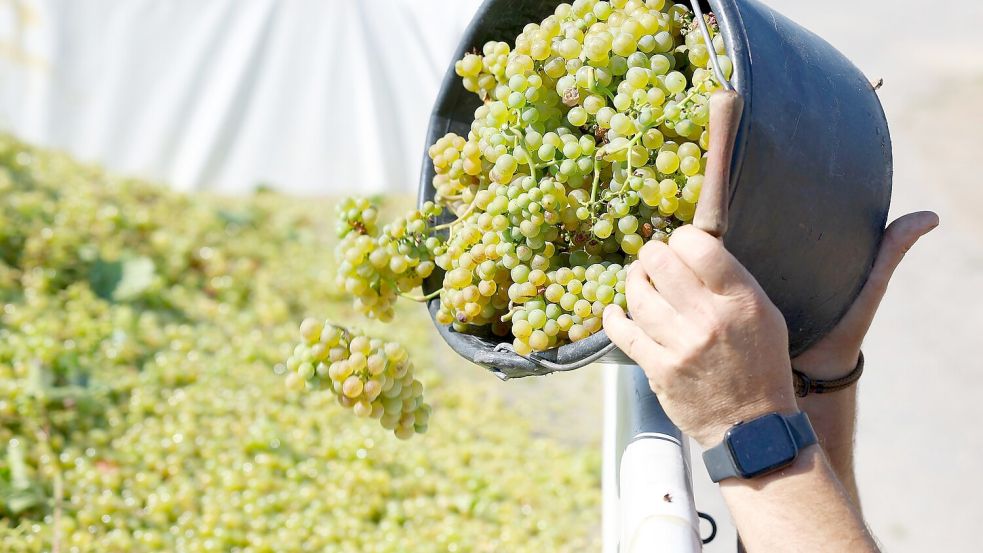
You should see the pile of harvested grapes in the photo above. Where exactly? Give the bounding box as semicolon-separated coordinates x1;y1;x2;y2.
285;0;730;435
0;134;600;552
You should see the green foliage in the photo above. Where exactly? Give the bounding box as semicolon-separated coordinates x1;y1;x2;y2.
88;256;156;302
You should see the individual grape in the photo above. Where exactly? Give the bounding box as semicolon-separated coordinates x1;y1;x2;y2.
621;234;644;255
567;106;589;127
618;215;639;234
593;218;614;239
655;150;681;174
529;330;549;350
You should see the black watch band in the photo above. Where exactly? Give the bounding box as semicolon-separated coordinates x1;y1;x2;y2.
703;411;817;482
792;351;864;398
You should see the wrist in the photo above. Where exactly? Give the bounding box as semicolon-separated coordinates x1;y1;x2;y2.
719;443;825;492
792;349;860;380
792;351;864;397
694;402;799;450
702;411;817;483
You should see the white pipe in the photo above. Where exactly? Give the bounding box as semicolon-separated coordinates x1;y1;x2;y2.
620;435;702;552
602;363;623;553
602;364;703;553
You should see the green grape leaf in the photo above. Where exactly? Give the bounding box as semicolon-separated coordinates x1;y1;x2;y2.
216;208;255;227
3;487;44;515
24;362;52;398
89;256;155;301
0;440;47;516
7;439;31;490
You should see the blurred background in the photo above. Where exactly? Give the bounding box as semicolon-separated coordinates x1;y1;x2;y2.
2;0;981;551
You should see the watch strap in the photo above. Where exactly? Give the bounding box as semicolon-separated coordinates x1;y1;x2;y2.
702;436;737;483
702;411;817;483
786;410;817;448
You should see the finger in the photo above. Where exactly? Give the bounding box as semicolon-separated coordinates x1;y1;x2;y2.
839;211;940;333
603;304;669;378
667;225;757;295
625;262;679;343
637;239;710;314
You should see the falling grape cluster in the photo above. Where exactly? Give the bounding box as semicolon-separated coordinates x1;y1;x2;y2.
283;319;431;439
329;0;732;356
334;198;442;322
0;135;601;551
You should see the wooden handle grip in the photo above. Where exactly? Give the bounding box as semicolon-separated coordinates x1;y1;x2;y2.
693;90;744;238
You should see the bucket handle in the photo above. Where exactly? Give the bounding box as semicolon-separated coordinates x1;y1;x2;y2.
693;90;743;237
688;0;734;92
492;340;620;373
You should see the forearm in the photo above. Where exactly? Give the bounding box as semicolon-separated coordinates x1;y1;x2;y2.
797;387;859;503
793;353;861;504
720;445;877;552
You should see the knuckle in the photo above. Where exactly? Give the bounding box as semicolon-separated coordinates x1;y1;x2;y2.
672;348;699;372
678;315;724;355
703;316;726;339
751;296;784;324
625;272;650;294
639;240;669;266
670;229;723;266
668;224;698;243
626;333;646;361
669;224;709;248
734;289;769;314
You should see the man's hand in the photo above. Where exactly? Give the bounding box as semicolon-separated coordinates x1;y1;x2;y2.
602;223;887;553
602;224;797;449
794;211;939;378
792;210;938;505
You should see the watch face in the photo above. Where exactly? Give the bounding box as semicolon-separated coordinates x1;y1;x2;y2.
727;413;797;478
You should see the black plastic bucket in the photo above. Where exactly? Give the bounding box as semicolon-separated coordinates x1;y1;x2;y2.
419;0;892;379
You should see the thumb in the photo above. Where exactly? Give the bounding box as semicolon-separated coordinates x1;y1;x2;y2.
839;211;939;333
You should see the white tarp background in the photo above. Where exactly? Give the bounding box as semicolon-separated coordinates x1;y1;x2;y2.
0;0;483;194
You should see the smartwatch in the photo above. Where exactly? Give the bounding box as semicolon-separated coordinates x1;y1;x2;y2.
702;412;817;482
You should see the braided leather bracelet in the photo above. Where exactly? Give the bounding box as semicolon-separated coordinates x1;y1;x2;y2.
792;351;865;398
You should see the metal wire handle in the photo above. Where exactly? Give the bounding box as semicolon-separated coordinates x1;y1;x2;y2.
493;340;619;373
689;0;734;91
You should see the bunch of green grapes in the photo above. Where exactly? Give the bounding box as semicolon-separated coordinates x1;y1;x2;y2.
429;132;484;209
283;319;430;439
334;198;443;321
321;0;731;357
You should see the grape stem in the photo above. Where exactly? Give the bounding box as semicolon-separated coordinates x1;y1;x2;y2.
589;157;602;205
508;118;538;182
399;289;443;302
432;200;477;231
588;69;616;102
500;308;516;322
